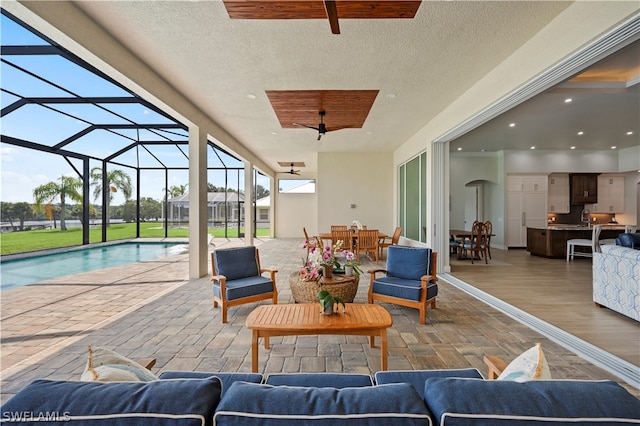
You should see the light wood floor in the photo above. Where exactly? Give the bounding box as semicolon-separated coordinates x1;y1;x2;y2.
448;248;639;366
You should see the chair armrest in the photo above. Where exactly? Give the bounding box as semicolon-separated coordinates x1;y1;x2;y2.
420;274;437;283
211;274;226;284
261;268;278;282
368;268;387;275
138;358;157;371
483;355;508;379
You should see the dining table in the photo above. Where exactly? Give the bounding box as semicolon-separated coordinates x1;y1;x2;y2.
450;229;494;260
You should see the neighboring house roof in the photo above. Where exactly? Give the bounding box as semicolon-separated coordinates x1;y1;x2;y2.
256;195;269;207
168;192;245;206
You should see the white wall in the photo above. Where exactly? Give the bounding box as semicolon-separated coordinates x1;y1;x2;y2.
317;152;394;234
274;174;318;239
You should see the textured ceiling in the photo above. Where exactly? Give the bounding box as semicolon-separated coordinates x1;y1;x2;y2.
66;1;637;172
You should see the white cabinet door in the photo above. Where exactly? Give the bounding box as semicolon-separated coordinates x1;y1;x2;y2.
507;175;548;247
507;191;525;246
587;175;625;213
548;174;569;213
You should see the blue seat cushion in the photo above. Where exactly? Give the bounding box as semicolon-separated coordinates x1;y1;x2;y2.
386;246;432;280
265;373;373;388
616;232;640;249
372;276;437;302
158;371;263;395
212;276;273;301
1;377;221;425
214;381;431;425
374;368;483;399
424;378;640;425
213;246;260;281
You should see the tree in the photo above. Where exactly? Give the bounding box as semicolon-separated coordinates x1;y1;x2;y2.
255;184;269;199
140;197;161;221
12;202;34;230
90;167;132;225
167;184;188;198
33;176;82;231
122;200;137;222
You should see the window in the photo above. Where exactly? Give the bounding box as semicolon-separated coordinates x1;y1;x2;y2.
278;179;316;193
399;152;427;243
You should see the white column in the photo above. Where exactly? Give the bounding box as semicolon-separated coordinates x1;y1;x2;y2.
432;141;451;273
269;175;276;238
189;126;208;278
244;160;254;246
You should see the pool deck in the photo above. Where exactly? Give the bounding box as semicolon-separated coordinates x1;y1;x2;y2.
0;238;636;402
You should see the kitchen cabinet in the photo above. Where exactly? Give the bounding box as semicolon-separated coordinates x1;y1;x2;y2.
570;174;598;204
548;174;569;213
586;175;625;213
527;226;625;258
507;175;548;247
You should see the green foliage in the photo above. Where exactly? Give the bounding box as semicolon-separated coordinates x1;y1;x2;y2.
0;223;270;255
317;289;346;314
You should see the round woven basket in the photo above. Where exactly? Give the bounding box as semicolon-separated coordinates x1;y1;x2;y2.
289;272;359;303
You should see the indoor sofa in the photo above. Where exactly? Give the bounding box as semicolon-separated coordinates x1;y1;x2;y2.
3;369;639;425
593;244;640;321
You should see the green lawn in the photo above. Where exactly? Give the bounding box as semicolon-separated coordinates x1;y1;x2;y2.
0;222;270;255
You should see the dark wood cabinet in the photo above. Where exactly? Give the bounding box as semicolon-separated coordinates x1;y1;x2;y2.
527;227;623;258
570;174;598;204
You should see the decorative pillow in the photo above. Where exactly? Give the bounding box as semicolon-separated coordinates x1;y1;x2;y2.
497;343;551;382
80;345;158;382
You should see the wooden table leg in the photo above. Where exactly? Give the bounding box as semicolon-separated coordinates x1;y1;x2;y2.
369;335;375;348
380;329;388;371
252;330;259;373
265;336;270;349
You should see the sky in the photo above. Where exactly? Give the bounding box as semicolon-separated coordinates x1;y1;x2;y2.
0;12;263;206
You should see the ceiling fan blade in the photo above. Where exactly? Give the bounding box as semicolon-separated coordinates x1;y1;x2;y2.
323;0;340;34
317;133;322;141
293;123;320;131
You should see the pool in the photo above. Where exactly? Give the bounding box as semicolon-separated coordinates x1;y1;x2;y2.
0;242;187;291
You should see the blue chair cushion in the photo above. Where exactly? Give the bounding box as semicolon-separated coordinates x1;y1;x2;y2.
1;377;221;425
212;276;273;301
423;378;640;425
213;246;260;281
265;373;373;388
386;246;432;281
214;381;431;425
158;371;263;395
372;276;437;302
616;233;640;249
374;368;483;399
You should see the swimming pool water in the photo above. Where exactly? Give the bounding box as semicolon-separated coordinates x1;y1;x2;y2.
0;242;184;291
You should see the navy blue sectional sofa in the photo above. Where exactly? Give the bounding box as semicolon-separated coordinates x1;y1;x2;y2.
3;370;639;425
616;232;640;249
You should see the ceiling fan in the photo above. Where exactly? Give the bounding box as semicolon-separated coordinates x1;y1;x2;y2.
281;163;301;175
293;111;328;140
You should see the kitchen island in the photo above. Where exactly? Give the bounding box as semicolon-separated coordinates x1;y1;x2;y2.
526;225;625;258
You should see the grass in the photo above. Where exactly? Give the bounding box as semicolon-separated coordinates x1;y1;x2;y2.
0;222;270;256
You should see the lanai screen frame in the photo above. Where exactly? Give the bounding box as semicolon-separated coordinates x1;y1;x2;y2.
1;9;262;245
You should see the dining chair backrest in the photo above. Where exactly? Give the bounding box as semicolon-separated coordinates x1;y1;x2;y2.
391;226;402;244
331;229;353;250
625;225;637;233
331;225;348;232
592;225;602;253
470;222;486;249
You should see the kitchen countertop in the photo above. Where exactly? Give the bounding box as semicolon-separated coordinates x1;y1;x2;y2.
531;224;626;231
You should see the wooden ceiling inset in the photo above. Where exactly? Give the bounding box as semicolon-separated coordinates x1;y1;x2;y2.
223;1;421;20
266;90;379;131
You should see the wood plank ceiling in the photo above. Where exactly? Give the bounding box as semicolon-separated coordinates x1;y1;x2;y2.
266;90;380;134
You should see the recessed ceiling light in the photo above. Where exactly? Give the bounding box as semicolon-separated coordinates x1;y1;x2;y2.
530;146;536;150
577;131;583;135
386;93;397;99
570;146;576;150
611;146;617;149
457;147;462;151
509;123;515;127
481;149;486;152
271;132;277;135
246;94;257;99
564;98;572;103
627;131;634;135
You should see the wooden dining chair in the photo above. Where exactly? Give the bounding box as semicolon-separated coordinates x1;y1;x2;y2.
357;229;379;263
331;225;348;232
379;226;401;260
331;229;354;251
461;221;488;264
483;220;493;259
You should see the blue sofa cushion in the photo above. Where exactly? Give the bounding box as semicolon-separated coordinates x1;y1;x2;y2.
265;373;373;388
423;378;640;425
212;276;274;301
1;377;221;425
214;381;432;425
213;246;260;281
158;371;262;395
372;276;438;302
374;368;483;399
616;233;640;249
386;246;433;281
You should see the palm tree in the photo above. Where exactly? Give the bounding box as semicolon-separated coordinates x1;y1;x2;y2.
90;167;132;225
33;175;83;231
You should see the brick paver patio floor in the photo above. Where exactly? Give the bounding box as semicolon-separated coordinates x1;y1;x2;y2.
1;238;635;402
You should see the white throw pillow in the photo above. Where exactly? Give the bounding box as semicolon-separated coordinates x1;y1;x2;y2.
497;343;551;382
80;345;158;382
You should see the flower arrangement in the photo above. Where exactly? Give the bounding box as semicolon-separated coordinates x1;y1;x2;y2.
300;237;322;281
342;250;362;276
320;239;343;269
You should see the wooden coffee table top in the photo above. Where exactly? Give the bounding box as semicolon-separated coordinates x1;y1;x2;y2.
246;303;392;333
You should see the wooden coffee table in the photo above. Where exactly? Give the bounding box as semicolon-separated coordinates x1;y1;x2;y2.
246;303;392;372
